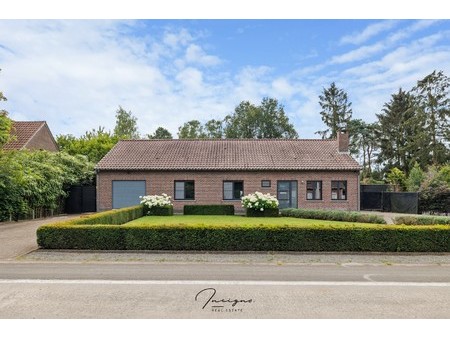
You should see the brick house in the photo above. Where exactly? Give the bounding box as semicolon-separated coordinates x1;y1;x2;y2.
2;121;59;152
96;131;361;212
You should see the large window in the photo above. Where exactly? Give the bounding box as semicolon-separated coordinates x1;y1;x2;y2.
306;181;322;200
331;181;347;200
223;181;244;200
174;181;195;200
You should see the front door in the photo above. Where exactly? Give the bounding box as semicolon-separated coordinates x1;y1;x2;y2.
277;181;298;209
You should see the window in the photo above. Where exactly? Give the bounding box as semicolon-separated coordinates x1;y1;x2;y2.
223;181;244;200
174;181;195;200
261;180;271;188
306;181;322;200
332;181;347;200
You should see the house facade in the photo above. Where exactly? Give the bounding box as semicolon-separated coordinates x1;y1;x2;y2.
96;131;361;212
2;121;59;152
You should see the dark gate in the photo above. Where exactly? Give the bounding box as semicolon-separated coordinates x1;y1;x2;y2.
65;185;96;214
360;185;418;214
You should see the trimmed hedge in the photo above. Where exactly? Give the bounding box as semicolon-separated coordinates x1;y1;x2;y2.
69;205;144;225
37;222;450;252
246;208;279;217
281;208;386;224
144;205;174;216
394;215;450;225
184;205;235;215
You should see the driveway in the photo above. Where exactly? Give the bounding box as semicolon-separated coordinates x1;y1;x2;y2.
0;215;80;260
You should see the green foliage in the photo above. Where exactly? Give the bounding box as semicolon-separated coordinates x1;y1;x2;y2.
0;70;13;148
348;119;379;178
178;120;205;139
394;215;450;225
203;119;223;138
144;205;174;216
114;106;140;139
37;217;450;252
57;127;118;163
0;150;95;221
224;97;298;139
316;82;352;139
147;127;173;139
406;162;425;192
418;165;450;214
246;208;279;217
183;205;235;215
281;208;386;224
386;167;407;192
70;205;143;225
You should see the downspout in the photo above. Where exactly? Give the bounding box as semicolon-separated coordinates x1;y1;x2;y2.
95;168;99;212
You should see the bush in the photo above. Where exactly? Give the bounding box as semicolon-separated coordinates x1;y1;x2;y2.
241;192;279;210
145;205;173;216
38;221;450;252
281;208;386;224
70;205;144;225
394;215;450;225
184;205;235;215
246;208;279;217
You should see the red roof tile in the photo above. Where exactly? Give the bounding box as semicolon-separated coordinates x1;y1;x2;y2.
2;121;46;150
96;139;361;171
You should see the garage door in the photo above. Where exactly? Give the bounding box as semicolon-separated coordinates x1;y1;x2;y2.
112;180;146;209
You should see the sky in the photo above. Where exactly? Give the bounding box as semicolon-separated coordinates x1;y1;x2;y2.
1;16;449;139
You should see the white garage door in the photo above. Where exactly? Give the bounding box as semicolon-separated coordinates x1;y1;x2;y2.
112;180;146;209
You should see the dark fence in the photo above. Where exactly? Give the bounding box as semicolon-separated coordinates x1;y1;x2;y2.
360;185;418;214
65;185;96;214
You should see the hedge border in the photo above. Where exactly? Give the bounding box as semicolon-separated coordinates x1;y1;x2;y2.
183;205;235;215
281;208;386;224
246;208;279;217
394;215;450;225
144;205;174;216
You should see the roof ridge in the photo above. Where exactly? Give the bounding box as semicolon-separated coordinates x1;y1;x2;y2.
118;138;336;142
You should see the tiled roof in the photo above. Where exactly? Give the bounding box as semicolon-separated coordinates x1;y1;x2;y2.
2;121;46;150
96;139;361;171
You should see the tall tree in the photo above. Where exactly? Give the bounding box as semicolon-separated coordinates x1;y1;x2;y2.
411;70;450;165
0;70;13;147
113;106;140;139
203;119;223;138
316;82;353;139
376;88;416;174
224;97;298;139
178;120;205;139
147;127;173;139
348;119;379;178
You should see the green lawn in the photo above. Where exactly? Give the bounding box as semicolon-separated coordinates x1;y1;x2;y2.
124;215;380;228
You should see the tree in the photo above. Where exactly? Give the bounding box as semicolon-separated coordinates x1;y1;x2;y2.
57;127;118;163
178;120;205;139
203;119;223;139
386;167;406;192
0;70;13;147
316;82;352;139
224;97;298;139
113;106;140;139
147;127;173;139
405;162;425;192
348;119;379;179
411;70;450;166
376;88;417;174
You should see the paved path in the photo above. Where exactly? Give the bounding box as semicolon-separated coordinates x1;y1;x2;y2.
0;215;81;260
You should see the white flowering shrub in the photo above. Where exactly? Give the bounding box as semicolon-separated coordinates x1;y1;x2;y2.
140;194;173;209
241;192;279;211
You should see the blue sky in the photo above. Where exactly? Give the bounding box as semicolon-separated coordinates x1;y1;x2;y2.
1;19;449;139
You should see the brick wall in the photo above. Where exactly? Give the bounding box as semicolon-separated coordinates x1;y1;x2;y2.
26;125;59;152
97;170;360;212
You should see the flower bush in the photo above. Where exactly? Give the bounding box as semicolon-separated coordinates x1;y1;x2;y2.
241;192;279;211
140;194;173;216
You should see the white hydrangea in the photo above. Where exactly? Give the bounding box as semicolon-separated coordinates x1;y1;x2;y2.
241;192;279;210
140;193;173;209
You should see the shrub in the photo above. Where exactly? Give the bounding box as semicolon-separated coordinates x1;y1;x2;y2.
70;205;144;225
241;192;279;211
281;208;386;224
394;215;450;225
184;205;235;215
38;222;450;252
140;194;173;216
246;208;279;217
146;205;173;216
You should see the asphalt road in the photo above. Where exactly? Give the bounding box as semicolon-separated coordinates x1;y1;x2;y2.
0;261;449;318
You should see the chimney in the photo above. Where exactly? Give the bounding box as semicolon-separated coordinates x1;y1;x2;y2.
337;129;349;153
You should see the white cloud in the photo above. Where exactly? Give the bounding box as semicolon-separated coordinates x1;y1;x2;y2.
184;44;221;66
340;20;399;45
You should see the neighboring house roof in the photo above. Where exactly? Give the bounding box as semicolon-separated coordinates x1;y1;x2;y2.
2;121;59;151
96;139;361;171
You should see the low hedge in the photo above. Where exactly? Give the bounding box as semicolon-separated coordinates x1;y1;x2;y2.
184;205;235;215
246;208;279;217
281;208;386;224
144;205;174;216
394;215;450;225
37;222;450;252
69;205;144;225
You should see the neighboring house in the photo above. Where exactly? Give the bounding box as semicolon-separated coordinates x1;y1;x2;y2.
96;131;361;212
2;121;59;152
